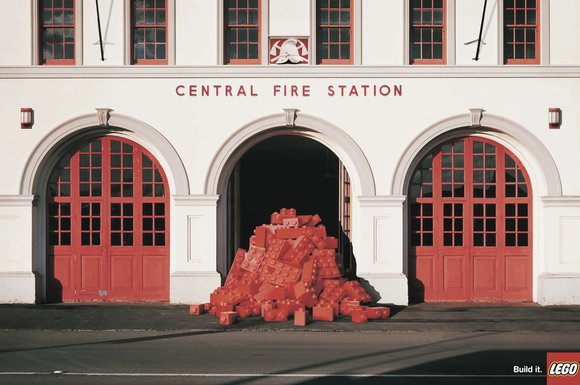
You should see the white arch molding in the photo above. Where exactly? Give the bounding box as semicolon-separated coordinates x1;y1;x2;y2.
391;112;563;198
21;112;189;196
204;112;376;276
20;111;189;302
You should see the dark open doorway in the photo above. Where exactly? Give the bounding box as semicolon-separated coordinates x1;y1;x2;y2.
226;135;352;273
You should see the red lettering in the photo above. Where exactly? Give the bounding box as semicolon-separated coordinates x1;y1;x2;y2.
327;85;335;96
394;84;403;96
273;85;281;96
225;85;233;96
213;85;221;96
379;85;391;96
303;85;310;97
176;85;185;96
201;85;210;96
250;85;258;96
189;85;197;96
338;85;346;96
349;85;358;97
237;86;246;97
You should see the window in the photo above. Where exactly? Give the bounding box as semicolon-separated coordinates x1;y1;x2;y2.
410;0;446;64
132;0;168;64
317;0;353;64
40;0;76;65
224;0;261;64
504;0;539;64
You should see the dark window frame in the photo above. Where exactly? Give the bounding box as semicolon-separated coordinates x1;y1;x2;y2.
504;0;540;64
409;0;446;65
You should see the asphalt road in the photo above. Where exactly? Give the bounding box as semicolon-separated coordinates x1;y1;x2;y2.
1;330;578;385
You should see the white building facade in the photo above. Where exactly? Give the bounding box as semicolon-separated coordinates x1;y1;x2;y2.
0;0;579;305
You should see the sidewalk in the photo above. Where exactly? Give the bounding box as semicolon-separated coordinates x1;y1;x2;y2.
2;302;580;332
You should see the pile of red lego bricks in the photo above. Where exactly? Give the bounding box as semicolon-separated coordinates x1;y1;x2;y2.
189;209;390;326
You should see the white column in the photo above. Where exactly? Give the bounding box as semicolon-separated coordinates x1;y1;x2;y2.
0;195;36;303
170;195;222;304
352;195;408;305
537;197;580;305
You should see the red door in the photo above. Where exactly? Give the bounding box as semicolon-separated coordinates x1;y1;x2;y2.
47;136;169;302
409;137;532;302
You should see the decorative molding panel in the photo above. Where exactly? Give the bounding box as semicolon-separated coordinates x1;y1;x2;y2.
373;216;391;264
560;216;580;264
187;215;205;263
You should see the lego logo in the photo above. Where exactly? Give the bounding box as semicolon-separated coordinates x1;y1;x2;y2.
549;362;579;376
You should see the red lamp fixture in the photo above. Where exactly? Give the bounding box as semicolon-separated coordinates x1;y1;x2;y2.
20;108;33;129
549;108;562;129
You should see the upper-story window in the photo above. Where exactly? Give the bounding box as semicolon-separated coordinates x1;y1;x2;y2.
224;0;261;64
317;0;353;64
410;0;446;64
132;0;167;64
40;0;75;65
504;0;539;64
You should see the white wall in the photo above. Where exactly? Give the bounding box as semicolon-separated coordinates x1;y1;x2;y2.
269;0;310;37
83;0;125;65
176;0;218;65
550;0;580;65
0;0;31;65
455;0;499;65
362;0;405;65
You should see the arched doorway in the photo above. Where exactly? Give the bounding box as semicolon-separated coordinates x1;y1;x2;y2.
225;135;353;275
46;136;169;302
408;136;532;302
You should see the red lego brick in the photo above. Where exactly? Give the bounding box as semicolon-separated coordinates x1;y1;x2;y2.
294;309;309;326
237;278;261;295
339;299;361;316
305;227;328;249
260;301;275;318
366;307;390;319
320;285;347;303
293;281;318;308
343;280;373;303
312;304;335;322
263;308;289;322
297;215;312;226
210;289;247;306
235;304;253;318
224;248;247;288
282;235;315;265
254;283;286;301
301;259;317;284
189;304;205;316
265;239;291;260
318;300;340;317
241;246;266;273
282;217;299;227
323;237;339;249
214;303;235;317
351;309;368;323
276;227;306;239
219;311;238;326
271;208;297;224
253;226;268;248
278;299;306;314
260;259;301;286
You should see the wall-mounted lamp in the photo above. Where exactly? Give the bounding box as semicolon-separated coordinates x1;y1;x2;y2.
20;108;34;129
549;108;561;129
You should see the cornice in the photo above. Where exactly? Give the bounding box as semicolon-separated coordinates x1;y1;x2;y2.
0;65;578;79
0;195;35;207
542;196;580;207
172;195;220;206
